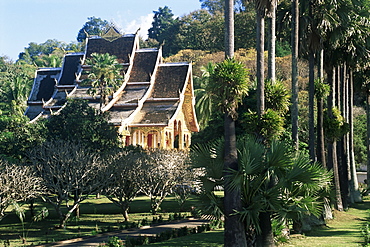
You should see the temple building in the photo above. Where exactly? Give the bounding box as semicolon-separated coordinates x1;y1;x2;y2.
25;27;199;149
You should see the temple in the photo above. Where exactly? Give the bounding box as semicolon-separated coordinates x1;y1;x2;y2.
25;27;199;149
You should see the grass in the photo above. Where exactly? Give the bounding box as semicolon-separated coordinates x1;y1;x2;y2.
2;194;370;247
0;195;202;246
140;229;224;247
285;200;370;247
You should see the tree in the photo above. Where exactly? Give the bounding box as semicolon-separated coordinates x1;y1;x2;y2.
137;149;191;214
208;57;249;246
45;99;121;152
148;6;179;56
77;17;109;42
28;140;105;228
291;0;299;150
0;114;45;161
83;53;123;111
0;160;42;221
104;148;144;221
229;137;332;246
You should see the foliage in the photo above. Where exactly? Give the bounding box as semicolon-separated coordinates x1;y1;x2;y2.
83;53;123;110
45;99;121;152
104;149;146;221
192;137;332;235
242;108;285;141
137;149;192;214
27;140;106;228
148;6;179;56
354;113;367;168
241;80;290;142
208;58;250;119
229;138;332;234
18;39;83;65
0;160;43;221
324;107;350;141
0;114;45;161
77;17;109;42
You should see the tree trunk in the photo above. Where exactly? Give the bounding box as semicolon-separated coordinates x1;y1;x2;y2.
224;114;247;247
338;65;349;210
291;0;299;150
223;1;247;245
267;0;276;83
256;212;275;247
366;92;370;188
225;0;234;58
256;9;265;117
308;51;315;161
317;49;326;167
348;70;361;202
122;204;130;222
332;140;344;211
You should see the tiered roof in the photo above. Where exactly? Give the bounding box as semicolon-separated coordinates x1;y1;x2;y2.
25;27;199;133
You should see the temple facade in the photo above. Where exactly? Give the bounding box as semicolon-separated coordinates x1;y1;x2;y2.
25;27;199;149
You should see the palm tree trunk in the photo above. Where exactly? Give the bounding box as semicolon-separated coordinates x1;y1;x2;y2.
256;9;265;117
308;51;315;161
326;65;343;210
348;70;361;202
339;65;349;210
224;114;247;247
366;91;370;188
223;1;247;246
332;140;344;211
267;0;276;83
291;0;299;150
317;49;326;167
225;0;234;58
256;212;275;247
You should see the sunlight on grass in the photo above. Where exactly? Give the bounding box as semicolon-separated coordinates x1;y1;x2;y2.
285;200;370;247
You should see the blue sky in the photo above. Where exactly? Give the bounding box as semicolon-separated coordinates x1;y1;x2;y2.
0;0;202;61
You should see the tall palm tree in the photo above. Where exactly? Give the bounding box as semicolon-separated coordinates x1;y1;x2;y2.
84;53;122;111
291;0;299;150
267;0;277;83
208;58;250;246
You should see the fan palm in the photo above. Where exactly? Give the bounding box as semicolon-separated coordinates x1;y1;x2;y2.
192;137;332;246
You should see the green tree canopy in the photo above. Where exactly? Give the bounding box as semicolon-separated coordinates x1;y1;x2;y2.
45;99;121;152
77;17;109;42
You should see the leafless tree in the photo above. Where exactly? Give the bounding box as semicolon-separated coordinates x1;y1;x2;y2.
0;160;42;221
103;150;144;221
28;140;106;228
137;149;191;214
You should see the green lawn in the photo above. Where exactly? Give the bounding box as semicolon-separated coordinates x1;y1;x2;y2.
0;195;201;246
1;195;370;246
141;229;224;247
286;200;370;247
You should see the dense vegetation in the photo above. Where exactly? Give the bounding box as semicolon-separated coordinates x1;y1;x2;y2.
0;0;370;246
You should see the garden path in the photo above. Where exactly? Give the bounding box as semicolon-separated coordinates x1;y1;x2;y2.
36;218;209;247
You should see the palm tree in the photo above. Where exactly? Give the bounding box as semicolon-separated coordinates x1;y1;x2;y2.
192;137;332;246
208;58;250;246
0;75;30;115
229;137;332;246
84;53;122;111
267;0;277;83
194;63;215;129
291;0;299;150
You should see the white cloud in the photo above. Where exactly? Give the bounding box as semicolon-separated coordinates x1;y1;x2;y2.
117;13;154;39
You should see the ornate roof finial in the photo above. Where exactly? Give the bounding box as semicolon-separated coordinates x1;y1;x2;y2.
101;23;122;42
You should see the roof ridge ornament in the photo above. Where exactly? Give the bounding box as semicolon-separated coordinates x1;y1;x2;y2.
101;24;122;42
